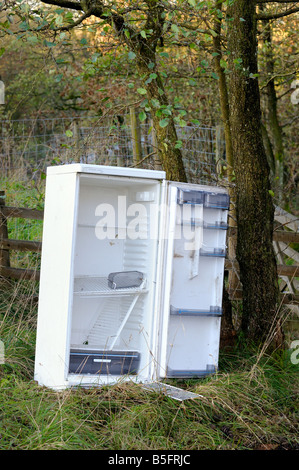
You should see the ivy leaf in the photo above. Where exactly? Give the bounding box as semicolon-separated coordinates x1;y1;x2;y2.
151;99;160;108
137;88;147;95
139;111;147;122
128;51;136;60
43;39;56;48
159;118;169;128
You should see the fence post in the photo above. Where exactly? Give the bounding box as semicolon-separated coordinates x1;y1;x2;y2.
215;125;224;177
0;190;10;277
151;119;162;171
130;107;142;165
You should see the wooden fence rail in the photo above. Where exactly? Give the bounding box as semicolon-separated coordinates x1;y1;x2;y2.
0;190;298;306
226;205;299;308
0;190;43;282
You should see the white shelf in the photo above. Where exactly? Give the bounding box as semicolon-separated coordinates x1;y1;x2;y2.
73;276;147;297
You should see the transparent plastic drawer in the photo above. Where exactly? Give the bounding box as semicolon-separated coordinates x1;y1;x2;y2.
204;192;230;210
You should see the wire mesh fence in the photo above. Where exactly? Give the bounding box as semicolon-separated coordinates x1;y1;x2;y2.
0;114;224;271
0;114;221;184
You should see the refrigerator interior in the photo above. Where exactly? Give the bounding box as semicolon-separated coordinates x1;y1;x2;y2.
69;173;162;381
160;183;229;378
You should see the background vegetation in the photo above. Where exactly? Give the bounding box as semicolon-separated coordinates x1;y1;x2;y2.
0;0;298;451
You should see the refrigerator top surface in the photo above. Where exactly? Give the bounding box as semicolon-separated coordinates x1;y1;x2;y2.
46;163;166;180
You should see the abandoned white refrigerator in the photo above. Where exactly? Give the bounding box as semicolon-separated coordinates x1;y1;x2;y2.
34;164;229;389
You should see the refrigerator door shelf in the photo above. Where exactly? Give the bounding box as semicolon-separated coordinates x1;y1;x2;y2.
166;366;216;378
204;192;230;210
176;220;228;230
177;189;205;205
170;305;222;317
203;221;228;230
177;188;230;210
74;276;147;296
199;247;226;257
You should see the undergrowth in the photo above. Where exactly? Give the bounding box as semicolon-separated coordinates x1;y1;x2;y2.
0;278;298;451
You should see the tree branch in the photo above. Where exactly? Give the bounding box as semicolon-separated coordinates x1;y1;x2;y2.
53;9;93;31
39;0;83;11
257;6;299;19
256;1;299;3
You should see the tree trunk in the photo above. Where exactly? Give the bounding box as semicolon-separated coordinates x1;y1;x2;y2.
261;16;287;205
227;0;279;343
136;51;187;182
213;0;236;342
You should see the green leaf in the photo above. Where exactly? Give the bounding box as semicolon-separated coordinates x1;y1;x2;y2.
80;37;88;45
220;59;227;69
268;190;275;197
65;130;73;137
141;30;147;39
55;74;63;83
209;29;218;38
43;39;56;48
211;72;219;80
0;47;5;57
139;111;147;122
128;51;136;60
140;98;148;108
175;140;183;149
151;99;160;108
171;24;179;34
137;88;147;95
159;118;169;128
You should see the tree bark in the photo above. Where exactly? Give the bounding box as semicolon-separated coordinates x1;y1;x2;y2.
261;15;287;204
112;1;187;182
227;0;279;343
136;52;187;182
212;1;236;342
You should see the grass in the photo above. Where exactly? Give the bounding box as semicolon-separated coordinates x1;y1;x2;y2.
0;278;298;451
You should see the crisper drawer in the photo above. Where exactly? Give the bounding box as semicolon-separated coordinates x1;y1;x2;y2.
69;349;140;375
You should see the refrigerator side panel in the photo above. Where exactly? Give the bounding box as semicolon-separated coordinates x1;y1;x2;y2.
34;172;79;389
